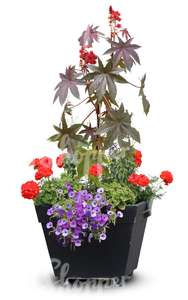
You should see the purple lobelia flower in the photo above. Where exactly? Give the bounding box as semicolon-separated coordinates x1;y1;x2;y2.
66;210;73;219
91;210;97;218
57;219;65;226
68;191;75;198
86;204;92;211
92;200;98;207
117;211;124;218
92;223;98;230
74;227;81;234
82;201;87;208
70;220;77;228
82;222;88;230
55;228;62;236
80;190;88;197
47;208;54;216
94;194;102;201
65;183;72;190
46;222;53;229
101;214;109;223
62;228;69;237
75;240;82;247
56;208;65;216
107;204;112;210
100;233;107;241
100;199;107;206
107;210;114;216
85;193;93;200
72;233;79;239
94;206;100;214
97;187;104;194
88;233;93;242
66;203;72;209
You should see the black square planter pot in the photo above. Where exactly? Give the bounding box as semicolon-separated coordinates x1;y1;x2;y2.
35;201;151;280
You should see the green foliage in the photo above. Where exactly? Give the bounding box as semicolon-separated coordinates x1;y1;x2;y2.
97;105;140;149
48;113;87;153
104;37;141;71
83;58;127;101
75;147;108;178
101;182;136;210
139;74;150;115
106;147;137;185
34;174;83;206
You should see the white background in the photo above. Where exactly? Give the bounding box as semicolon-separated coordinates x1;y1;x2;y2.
0;0;188;298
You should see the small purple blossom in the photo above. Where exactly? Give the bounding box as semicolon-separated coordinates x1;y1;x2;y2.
80;190;88;196
47;208;54;216
55;228;62;236
57;219;65;226
92;200;98;207
68;191;75;198
66;211;73;219
97;187;104;194
66;203;72;209
88;233;93;242
100;199;107;206
75;240;82;247
107;210;114;216
62;229;69;237
86;204;92;211
70;220;77;228
117;211;124;218
85;193;93;200
46;222;53;229
82;222;88;230
72;233;79;239
94;194;102;201
91;210;97;218
94;206;100;213
100;233;107;241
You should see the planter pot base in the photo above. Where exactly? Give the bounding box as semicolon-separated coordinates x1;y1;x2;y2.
35;201;150;280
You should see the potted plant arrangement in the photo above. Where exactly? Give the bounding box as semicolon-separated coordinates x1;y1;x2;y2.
21;6;173;283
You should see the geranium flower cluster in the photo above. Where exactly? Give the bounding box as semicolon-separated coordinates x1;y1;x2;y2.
46;183;123;247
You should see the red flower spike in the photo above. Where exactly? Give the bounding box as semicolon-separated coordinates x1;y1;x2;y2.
160;171;173;185
21;181;40;200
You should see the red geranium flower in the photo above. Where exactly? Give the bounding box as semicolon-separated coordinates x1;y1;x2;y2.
29;156;52;169
39;156;52;169
56;153;65;168
35;166;53;180
128;173;139;185
89;164;103;177
134;150;142;167
160;171;173;185
29;158;40;169
21;181;40;199
128;173;150;187
137;174;150;187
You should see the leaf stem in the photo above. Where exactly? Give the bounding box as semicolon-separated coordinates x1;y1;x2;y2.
82;109;96;124
71;97;89;108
